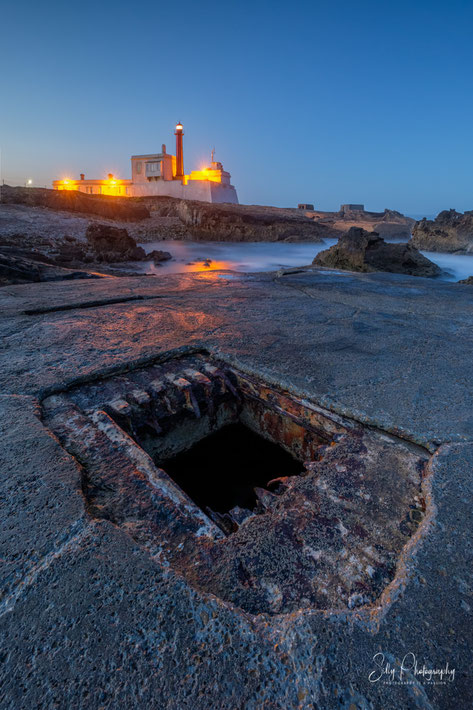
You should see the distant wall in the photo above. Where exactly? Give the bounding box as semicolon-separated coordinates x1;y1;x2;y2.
341;203;364;213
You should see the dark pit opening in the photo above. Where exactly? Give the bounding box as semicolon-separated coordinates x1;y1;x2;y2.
160;422;303;518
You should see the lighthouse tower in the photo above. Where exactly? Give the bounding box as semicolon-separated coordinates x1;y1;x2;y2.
174;122;184;178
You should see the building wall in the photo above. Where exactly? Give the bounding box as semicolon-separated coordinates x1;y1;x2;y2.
53;180;132;196
129;179;238;204
131;154;175;184
208;181;239;204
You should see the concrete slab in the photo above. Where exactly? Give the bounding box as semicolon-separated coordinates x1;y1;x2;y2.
0;395;86;602
0;268;472;708
1;269;473;448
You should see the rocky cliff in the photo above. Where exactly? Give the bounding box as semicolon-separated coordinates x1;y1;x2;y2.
411;209;473;253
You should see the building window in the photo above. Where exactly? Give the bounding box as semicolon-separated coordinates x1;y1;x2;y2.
146;161;161;174
136;161;142;174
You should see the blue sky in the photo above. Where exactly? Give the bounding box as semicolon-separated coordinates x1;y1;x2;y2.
1;0;472;215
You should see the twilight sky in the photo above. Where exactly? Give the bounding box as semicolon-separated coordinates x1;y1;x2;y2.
1;0;472;215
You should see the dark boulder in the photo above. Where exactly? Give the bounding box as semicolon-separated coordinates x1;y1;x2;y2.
86;223;146;262
313;227;441;278
148;249;172;263
458;275;473;285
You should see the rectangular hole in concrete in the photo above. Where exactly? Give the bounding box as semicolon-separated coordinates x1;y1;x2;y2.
159;421;303;529
42;354;348;537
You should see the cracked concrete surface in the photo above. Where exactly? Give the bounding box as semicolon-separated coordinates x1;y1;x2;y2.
0;268;472;708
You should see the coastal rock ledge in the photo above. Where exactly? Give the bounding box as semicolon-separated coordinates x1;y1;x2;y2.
313;227;441;277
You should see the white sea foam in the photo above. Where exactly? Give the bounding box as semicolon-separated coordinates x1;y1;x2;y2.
125;239;473;282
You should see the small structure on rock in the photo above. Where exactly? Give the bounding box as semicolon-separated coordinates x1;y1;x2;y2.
340;203;365;213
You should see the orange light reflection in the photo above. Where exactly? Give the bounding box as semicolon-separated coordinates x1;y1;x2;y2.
194;259;230;272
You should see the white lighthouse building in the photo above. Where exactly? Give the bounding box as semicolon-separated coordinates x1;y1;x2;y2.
53;122;239;204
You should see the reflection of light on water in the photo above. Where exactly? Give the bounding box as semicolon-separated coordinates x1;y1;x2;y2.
193;260;232;272
136;241;337;276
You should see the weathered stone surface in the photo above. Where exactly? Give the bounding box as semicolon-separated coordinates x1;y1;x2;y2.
314;227;441;277
458;275;473;284
0;520;313;710
411;209;473;253
86;223;147;262
0;268;472;708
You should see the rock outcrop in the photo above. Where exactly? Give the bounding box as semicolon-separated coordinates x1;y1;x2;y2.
458;275;473;285
313;227;441;277
1;185;150;222
411;209;473;253
85;223;146;262
305;207;415;239
0;249;100;286
140;197;337;242
1;186;415;244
